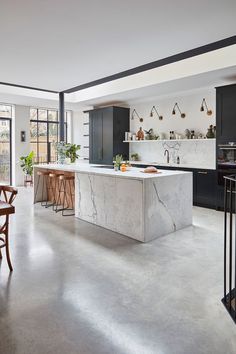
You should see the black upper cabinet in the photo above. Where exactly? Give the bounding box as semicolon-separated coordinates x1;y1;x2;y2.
89;106;130;164
216;84;236;143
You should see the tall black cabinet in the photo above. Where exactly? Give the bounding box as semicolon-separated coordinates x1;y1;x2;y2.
216;84;236;209
216;84;236;143
89;106;130;164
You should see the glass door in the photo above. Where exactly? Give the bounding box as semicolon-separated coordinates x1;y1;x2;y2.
30;108;69;164
0;118;11;184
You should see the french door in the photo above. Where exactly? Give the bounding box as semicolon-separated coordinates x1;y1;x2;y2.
0;118;12;184
30;108;69;164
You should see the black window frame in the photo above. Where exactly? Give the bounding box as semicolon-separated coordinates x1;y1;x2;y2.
0;116;12;185
30;108;69;164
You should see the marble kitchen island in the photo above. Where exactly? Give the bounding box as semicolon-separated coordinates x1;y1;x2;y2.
34;163;192;242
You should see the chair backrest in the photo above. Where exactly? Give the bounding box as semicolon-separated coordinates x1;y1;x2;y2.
0;186;18;205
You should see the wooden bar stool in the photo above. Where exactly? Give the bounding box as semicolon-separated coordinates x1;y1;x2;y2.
55;175;75;216
0;186;18;271
45;173;57;209
48;173;64;211
34;170;50;207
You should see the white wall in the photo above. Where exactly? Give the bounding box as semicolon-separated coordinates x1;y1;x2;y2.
127;88;216;169
12;105;31;186
72;110;89;159
129;88;216;138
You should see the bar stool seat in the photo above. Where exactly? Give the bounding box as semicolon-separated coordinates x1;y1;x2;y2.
56;175;75;216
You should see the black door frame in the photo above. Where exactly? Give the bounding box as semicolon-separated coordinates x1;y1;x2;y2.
0;117;12;185
30;116;68;163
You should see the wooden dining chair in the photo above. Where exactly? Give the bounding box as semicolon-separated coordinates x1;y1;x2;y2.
0;186;18;271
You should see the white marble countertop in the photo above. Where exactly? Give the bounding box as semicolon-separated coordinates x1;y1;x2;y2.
35;162;191;180
130;160;216;170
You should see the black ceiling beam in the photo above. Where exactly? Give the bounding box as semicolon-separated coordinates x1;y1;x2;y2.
0;81;58;94
63;35;236;94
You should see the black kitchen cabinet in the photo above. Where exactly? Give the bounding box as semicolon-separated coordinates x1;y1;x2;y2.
194;169;216;208
89;106;129;164
131;164;216;209
216;84;236;143
215;84;236;210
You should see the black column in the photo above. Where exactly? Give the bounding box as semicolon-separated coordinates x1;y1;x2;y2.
59;92;65;141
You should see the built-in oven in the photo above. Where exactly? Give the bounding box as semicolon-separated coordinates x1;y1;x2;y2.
217;143;236;209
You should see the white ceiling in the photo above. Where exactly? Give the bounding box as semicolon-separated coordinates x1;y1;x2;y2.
76;66;236;107
0;0;236;91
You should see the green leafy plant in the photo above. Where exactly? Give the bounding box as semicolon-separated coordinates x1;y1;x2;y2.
131;153;139;161
20;151;35;176
114;154;123;168
65;143;81;163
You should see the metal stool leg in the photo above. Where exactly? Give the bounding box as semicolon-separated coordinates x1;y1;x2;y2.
45;175;56;209
55;179;64;213
41;175;49;207
62;179;75;216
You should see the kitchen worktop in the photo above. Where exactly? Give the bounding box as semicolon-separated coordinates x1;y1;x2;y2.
36;162;191;180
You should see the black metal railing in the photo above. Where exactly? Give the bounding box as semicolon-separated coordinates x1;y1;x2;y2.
222;174;236;323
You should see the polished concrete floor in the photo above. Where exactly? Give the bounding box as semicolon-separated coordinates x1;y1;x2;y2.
0;187;235;354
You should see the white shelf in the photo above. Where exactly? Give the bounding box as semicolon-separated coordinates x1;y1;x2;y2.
123;138;216;143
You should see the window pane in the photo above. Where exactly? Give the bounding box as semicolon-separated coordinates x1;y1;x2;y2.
38;122;47;142
38;143;47;163
38;109;47;121
0;105;12;118
48;110;58;121
0;119;10;184
30;108;38;120
30;121;38;141
64;123;68;143
48;123;58;143
50;143;57;163
30;142;38;163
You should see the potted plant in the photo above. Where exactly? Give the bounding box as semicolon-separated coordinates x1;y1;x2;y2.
114;154;123;171
131;153;140;161
54;141;68;164
65;143;81;163
19;151;34;186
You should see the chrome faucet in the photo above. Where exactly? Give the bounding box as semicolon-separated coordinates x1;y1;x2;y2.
164;149;170;163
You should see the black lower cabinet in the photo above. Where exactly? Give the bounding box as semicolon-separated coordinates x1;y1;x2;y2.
131;164;217;209
194;169;216;208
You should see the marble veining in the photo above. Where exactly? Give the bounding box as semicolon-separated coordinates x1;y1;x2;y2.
34;164;192;242
74;170;192;242
153;181;177;232
130;139;216;169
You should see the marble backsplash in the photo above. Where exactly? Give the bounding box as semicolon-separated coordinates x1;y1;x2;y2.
129;139;216;169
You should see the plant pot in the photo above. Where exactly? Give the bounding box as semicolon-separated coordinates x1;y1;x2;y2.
65;157;71;164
